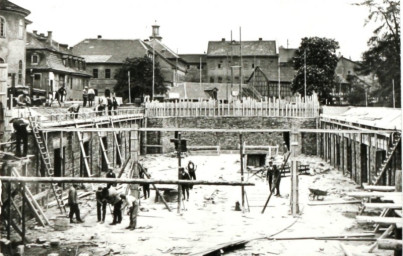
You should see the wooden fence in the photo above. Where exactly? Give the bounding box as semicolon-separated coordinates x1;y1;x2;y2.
145;95;320;118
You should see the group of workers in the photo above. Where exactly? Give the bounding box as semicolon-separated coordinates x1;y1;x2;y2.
66;93;119;118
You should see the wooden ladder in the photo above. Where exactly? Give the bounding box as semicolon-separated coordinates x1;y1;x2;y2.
110;117;123;165
372;132;401;185
11;169;50;226
28;113;67;215
74;123;93;178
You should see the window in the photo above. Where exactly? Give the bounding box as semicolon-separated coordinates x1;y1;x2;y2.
105;69;111;79
210;77;214;83
218;63;221;69
252;64;255;68
18;60;22;84
93;69;98;78
0;17;5;38
218;77;223;83
18;19;24;39
0;57;4;63
34;74;41;80
32;54;39;65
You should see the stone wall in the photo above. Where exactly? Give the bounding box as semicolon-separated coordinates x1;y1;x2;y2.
145;116;318;155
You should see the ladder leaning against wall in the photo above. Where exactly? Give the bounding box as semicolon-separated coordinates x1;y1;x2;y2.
27;111;67;216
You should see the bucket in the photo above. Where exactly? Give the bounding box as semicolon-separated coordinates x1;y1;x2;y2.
54;217;69;231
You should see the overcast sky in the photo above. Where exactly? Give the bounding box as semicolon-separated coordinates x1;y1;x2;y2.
14;0;376;60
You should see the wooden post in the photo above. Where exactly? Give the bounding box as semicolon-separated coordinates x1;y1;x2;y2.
21;182;26;245
240;133;245;208
7;181;11;240
130;123;139;197
177;132;182;213
290;126;299;216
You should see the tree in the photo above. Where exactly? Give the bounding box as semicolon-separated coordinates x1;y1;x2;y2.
114;56;167;102
291;37;340;104
354;0;400;107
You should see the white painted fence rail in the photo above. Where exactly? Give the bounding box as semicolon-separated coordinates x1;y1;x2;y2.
145;94;320;118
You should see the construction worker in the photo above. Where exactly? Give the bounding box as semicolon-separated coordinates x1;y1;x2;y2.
96;186;107;223
58;86;67;103
179;167;190;201
106;167;116;188
273;164;281;197
88;87;95;107
94;101;106;116
266;159;274;192
107;96;113;116
112;93;119;115
67;103;80;118
186;161;197;189
139;168;150;199
82;87;88;107
102;187;122;225
12;118;29;157
121;194;139;230
68;184;84;223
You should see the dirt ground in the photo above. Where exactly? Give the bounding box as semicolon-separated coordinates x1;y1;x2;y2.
8;153;394;256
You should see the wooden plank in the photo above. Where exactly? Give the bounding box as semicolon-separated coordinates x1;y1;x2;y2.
368;225;394;253
356;216;402;227
308;200;361;206
378;239;402;250
363;184;396;192
363;203;402;209
347;192;402;198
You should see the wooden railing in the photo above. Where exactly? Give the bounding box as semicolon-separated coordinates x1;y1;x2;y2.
145;95;320;118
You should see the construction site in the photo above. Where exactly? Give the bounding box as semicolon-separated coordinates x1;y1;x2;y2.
0;93;402;256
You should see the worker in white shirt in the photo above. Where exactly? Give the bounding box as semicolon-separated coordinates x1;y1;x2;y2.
120;194;139;230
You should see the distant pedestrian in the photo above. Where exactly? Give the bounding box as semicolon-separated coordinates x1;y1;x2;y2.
12;118;29;157
107;97;113;115
112;94;119;114
68;185;84;223
121;194;139;230
94;102;106;116
266;159;274;192
106;167;116;188
186;161;197;189
67;103;80;118
50;90;61;107
179;167;190;201
96;186;107;223
58;86;67;103
88;87;95;107
82;87;88;107
273;164;281;197
139;168;150;199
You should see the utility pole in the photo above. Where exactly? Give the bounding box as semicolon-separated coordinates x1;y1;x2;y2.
239;133;245;208
304;49;307;99
392;79;395;108
152;40;155;101
239;27;242;100
128;71;131;104
278;52;281;99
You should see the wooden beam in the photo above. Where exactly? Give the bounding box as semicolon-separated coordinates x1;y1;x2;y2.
356;216;402;227
363;185;396;192
0;176;255;186
363;203;402;209
368;225;395;253
378;239;402;250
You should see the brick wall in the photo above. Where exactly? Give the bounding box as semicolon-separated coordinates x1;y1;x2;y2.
145;116;318;155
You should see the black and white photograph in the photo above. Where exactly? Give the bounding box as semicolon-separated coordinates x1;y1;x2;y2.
0;0;401;255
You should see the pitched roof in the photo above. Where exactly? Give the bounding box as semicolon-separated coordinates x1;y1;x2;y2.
247;66;296;83
279;47;297;63
146;39;180;59
141;42;187;73
72;39;149;63
207;40;277;57
179;54;207;64
0;0;30;16
322;107;401;130
26;32;75;55
166;82;261;101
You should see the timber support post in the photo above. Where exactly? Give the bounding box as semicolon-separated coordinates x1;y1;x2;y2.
240;133;245;209
290;126;299;216
177;132;182;214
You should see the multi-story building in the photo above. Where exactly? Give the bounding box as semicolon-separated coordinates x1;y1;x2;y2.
206;38;278;84
72;25;186;97
26;31;91;100
179;54;207;83
0;0;31;87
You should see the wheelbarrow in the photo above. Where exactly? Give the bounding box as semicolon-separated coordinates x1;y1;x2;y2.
308;188;328;201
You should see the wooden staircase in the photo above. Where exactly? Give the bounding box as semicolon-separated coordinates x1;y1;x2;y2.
28;113;67;215
372;132;401;185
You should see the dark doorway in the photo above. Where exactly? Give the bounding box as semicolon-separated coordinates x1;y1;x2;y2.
283;132;290;152
101;137;108;172
347;140;352;177
336;138;340;167
105;89;111;97
54;148;65;177
361;144;368;183
246;154;266;167
116;133;122;166
80;141;90;177
376;150;386;185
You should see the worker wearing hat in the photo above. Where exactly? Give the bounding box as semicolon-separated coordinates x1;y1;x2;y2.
106;167;117;188
121;194;139;230
83;86;88;107
96;186;107;223
12;118;29;157
266;158;274;192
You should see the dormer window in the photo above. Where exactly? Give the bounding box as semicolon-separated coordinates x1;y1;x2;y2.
0;17;6;38
31;54;39;65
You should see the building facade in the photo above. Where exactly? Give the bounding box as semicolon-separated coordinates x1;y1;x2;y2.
0;0;30;87
180;54;207;83
26;31;91;101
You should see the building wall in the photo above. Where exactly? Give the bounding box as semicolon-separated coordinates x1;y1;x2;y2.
145;116;317;155
184;63;207;83
0;10;27;86
206;56;278;84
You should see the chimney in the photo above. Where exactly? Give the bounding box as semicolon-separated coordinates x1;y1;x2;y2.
149;24;162;41
47;31;53;45
97;35;102;39
221;38;225;42
33;30;37;35
259;38;262;41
